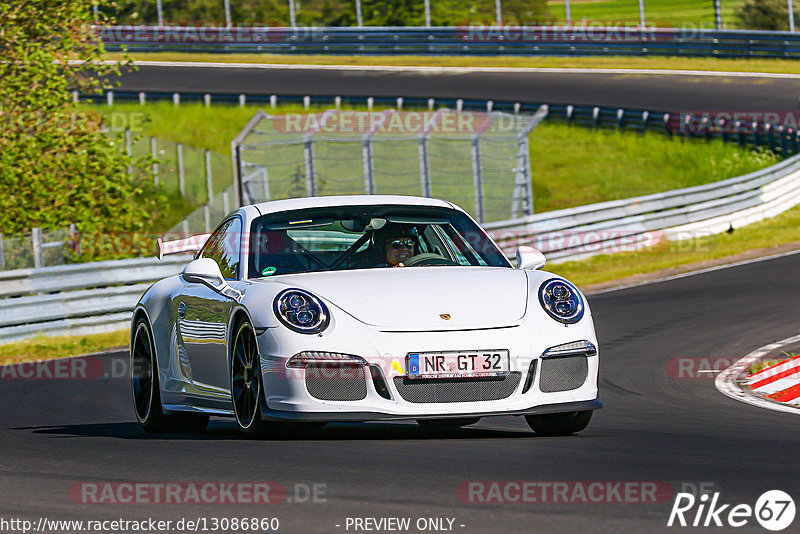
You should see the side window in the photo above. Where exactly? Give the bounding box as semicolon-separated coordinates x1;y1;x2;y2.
201;218;242;280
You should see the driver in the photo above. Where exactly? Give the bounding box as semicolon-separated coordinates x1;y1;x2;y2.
375;225;419;267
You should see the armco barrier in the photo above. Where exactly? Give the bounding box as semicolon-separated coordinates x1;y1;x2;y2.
97;26;800;59
3;151;800;343
0;256;190;343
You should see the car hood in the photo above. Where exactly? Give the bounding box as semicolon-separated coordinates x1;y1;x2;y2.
263;267;529;330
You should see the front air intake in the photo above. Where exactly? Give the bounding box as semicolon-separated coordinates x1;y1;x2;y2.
305;363;367;401
539;355;588;392
393;373;521;403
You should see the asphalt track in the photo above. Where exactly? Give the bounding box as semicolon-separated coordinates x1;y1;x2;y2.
115;64;800;111
3;252;800;533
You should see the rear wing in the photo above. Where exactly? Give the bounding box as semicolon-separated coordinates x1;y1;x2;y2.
156;233;211;260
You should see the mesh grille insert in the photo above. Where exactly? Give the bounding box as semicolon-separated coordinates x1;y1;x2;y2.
305;364;367;401
539;355;588;392
393;372;521;403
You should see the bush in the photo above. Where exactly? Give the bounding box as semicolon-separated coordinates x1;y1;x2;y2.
0;1;165;261
736;0;799;31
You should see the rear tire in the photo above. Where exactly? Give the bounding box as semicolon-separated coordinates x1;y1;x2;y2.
525;410;592;436
131;318;209;434
417;417;480;429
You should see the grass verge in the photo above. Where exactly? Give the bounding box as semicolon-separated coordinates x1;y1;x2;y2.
0;330;128;366
105;52;800;75
546;0;745;29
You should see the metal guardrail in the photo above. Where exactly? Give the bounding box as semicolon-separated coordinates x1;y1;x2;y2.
485;152;800;261
0;256;190;343
98;25;800;59
4;151;800;343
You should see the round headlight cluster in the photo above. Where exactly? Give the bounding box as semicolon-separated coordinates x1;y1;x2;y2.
273;289;330;334
539;278;584;324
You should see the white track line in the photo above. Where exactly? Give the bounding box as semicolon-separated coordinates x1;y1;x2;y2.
716;334;800;416
75;59;800;79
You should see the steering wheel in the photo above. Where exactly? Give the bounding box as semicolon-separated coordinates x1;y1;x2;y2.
402;253;459;267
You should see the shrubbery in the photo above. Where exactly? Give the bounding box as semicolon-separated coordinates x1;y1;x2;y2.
736;0;799;31
0;1;165;261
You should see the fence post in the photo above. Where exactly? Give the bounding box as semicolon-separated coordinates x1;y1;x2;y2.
642;111;649;133
270;95;277;108
304;138;316;196
107;90;114;106
138;91;146;105
32;227;43;269
304;95;310;110
177;142;185;196
173;92;180;106
223;190;230;214
335;96;341;109
182;219;189;236
397;97;403;110
205;149;213;202
204;93;211;107
418;134;431;197
362;138;375;195
150;137;159;185
0;234;4;270
471;138;484;224
428;98;435;111
239;94;246;107
617;108;625;130
125;129;132;175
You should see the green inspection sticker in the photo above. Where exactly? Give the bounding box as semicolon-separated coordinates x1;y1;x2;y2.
261;266;277;276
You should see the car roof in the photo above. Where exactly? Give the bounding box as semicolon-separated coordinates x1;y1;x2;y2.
250;195;458;216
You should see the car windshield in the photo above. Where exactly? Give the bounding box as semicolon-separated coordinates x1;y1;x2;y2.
248;205;510;278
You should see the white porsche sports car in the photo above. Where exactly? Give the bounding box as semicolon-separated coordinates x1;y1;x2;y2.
131;195;600;437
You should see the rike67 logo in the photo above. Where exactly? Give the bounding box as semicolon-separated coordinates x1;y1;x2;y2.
668;490;796;531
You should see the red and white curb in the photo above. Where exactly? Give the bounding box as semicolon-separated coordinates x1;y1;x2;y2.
748;354;800;403
716;333;800;415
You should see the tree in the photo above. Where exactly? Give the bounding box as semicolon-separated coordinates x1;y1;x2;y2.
736;0;799;31
0;0;164;261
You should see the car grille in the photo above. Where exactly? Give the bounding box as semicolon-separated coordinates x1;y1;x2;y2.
305;364;368;401
393;372;522;403
539;355;588;392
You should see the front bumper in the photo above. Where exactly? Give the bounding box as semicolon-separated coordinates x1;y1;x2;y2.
254;322;600;422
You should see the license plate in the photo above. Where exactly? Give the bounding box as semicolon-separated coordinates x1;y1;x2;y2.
406;350;510;379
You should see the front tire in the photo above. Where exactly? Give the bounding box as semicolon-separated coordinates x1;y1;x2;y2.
525;410;592;436
131;318;209;434
231;320;276;438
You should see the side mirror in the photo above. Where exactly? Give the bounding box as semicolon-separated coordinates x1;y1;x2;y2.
182;258;225;288
515;246;546;270
182;258;242;302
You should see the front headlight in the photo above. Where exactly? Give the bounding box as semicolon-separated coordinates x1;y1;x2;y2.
273;289;330;334
538;278;584;324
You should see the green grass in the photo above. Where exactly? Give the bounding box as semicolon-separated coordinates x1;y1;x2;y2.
549;201;800;287
90;102;777;218
107;52;800;75
546;0;745;28
0;330;128;365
